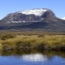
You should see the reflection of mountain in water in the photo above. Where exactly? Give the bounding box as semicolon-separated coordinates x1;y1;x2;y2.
0;52;65;65
22;53;48;62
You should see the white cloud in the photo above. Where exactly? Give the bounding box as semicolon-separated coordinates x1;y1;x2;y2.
62;17;65;20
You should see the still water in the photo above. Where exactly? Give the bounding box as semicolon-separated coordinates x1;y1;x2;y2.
0;50;65;65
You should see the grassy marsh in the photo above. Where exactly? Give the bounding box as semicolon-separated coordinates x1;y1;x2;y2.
0;32;65;51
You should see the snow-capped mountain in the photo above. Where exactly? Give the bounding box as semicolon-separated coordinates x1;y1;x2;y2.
0;8;65;32
0;8;56;24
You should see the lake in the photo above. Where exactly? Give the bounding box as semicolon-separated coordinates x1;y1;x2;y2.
0;50;65;65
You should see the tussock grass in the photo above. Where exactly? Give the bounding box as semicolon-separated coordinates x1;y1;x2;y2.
0;33;65;51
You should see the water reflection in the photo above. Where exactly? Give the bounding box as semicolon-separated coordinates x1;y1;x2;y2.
22;53;48;62
0;50;65;65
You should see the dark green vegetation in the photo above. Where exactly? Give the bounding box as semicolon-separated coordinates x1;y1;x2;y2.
0;32;65;51
0;50;65;58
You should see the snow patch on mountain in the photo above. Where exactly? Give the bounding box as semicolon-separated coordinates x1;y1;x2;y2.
18;8;47;16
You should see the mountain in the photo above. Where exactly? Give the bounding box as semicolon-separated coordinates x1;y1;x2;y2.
0;8;56;24
0;8;65;32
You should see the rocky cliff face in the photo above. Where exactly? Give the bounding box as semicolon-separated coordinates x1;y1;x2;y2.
0;8;56;24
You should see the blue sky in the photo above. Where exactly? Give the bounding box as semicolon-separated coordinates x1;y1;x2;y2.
0;0;65;19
